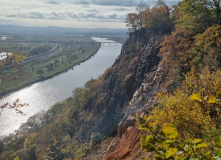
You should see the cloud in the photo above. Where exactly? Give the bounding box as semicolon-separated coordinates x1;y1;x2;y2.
79;0;89;5
1;3;132;22
0;0;180;28
29;12;45;19
69;0;137;7
107;14;117;19
87;8;99;13
4;10;126;21
67;0;179;7
48;1;60;5
115;7;132;11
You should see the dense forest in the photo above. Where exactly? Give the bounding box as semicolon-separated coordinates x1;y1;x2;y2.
0;0;221;159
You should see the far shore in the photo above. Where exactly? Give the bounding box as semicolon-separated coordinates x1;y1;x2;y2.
0;45;101;98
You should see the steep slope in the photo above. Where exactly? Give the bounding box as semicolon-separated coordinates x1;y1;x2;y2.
103;38;165;160
0;27;169;160
78;28;168;159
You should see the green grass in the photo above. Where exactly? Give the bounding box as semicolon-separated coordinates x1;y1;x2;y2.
0;38;100;95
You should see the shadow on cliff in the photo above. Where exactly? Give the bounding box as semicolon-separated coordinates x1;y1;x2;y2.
71;27;170;159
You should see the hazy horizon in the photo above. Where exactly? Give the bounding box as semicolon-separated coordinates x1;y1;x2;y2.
0;0;179;29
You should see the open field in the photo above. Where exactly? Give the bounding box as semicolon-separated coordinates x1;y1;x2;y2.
0;33;101;95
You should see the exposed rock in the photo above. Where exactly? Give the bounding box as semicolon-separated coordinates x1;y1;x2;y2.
105;137;119;154
90;132;106;149
83;138;115;160
101;37;166;160
103;124;145;160
82;28;169;159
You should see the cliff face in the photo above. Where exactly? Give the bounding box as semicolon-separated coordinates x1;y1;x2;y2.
103;35;166;160
71;28;168;159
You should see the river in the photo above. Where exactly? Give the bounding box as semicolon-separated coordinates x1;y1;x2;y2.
0;37;122;137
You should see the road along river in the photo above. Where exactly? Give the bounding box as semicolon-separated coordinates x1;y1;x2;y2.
0;37;122;137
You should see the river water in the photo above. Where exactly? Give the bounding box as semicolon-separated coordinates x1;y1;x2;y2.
0;37;122;137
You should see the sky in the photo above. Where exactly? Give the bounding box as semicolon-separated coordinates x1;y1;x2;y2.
0;0;179;29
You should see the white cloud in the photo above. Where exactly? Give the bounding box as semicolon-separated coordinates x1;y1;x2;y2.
0;0;180;28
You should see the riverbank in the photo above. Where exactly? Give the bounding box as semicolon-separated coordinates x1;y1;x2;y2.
0;37;122;137
0;41;101;97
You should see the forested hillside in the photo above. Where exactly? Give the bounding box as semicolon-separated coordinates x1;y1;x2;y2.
1;0;221;159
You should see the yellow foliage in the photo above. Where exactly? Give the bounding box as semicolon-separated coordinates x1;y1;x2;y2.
138;118;209;159
190;25;221;70
159;28;193;83
189;93;202;101
162;125;178;139
11;53;27;63
141;3;171;30
25;133;37;148
141;67;221;150
13;156;20;160
182;67;221;99
207;96;216;104
165;147;178;158
192;139;202;143
151;90;214;138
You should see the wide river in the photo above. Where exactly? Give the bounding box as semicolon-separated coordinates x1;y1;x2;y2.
0;37;122;137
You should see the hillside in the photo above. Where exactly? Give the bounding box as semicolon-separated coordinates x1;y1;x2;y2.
83;28;168;160
0;26;169;160
1;0;221;159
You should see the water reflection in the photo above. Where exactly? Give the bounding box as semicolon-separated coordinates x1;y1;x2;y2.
0;37;122;137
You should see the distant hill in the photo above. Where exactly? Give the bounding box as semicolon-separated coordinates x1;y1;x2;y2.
0;25;127;36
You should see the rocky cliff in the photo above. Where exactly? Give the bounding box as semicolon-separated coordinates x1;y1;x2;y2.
103;35;166;160
69;28;170;160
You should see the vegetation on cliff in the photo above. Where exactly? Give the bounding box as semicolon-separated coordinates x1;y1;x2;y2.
1;0;221;159
134;0;221;159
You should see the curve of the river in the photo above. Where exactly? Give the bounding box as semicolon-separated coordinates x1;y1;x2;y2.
0;37;122;137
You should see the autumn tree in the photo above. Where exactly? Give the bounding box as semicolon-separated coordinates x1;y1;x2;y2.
190;24;221;70
136;2;148;13
138;68;221;159
125;2;149;32
159;23;221;82
170;2;182;26
135;2;149;28
140;0;172;31
125;13;141;32
159;29;194;81
125;0;172;32
0;52;28;115
211;0;221;24
176;0;221;33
